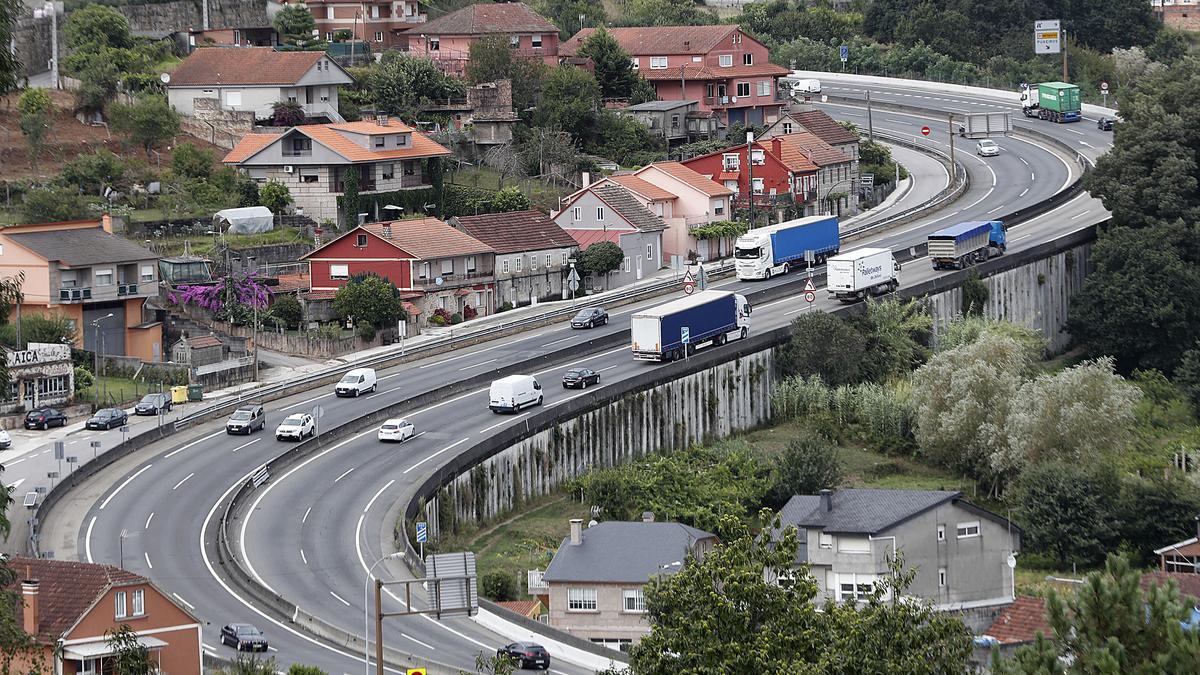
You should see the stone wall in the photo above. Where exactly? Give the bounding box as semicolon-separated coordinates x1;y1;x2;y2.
12;14;63;80
119;0;270;34
180;97;257;148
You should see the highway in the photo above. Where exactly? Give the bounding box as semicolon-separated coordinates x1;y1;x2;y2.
44;76;1109;674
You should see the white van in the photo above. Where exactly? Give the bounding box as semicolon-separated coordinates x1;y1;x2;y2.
489;375;543;414
335;367;377;397
791;78;821;94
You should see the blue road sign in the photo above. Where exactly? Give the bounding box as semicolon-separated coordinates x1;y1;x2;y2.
681;327;690;345
416;521;428;543
840;45;849;62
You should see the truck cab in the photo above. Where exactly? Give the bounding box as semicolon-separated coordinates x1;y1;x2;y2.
734;231;774;280
988;220;1007;252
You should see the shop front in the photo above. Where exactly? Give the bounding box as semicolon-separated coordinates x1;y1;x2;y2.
4;343;74;414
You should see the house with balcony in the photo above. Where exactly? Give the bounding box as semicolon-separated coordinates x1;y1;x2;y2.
306;0;427;50
223;117;452;225
618;100;722;145
682;137;819;217
407;2;560;77
561;25;789;126
449;210;578;308
0;217;164;362
166;47;354;121
551;183;667;290
761;107;861;162
774;489;1020;629
626;162;736;261
300;218;496;326
537;516;718;651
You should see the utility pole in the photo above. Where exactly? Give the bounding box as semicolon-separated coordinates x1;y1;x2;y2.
374;580;384;675
679;64;686;100
1061;31;1068;82
948;113;956;178
746;131;755;229
866;89;874;143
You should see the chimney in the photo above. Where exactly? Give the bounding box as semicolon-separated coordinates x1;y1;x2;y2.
581;171;591;188
819;489;832;512
382;222;392;239
101;213;113;234
569;518;583;545
772;137;782;156
21;579;38;635
375;114;389;126
642;511;655;523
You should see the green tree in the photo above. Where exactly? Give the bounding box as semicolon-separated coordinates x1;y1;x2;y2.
0;0;20;94
465;35;546;113
1013;461;1120;568
273;3;317;46
287;666;326;675
630;75;657;105
535;0;605;40
480;571;517;601
935;315;1046;363
73;58;122;113
960;269;989;315
267;294;304;331
105;625;152;675
577;27;636;100
592;111;667;167
533;66;601;138
332;273;405;330
65;4;133;51
1177;341;1200;409
490;187;530;213
18;88;54;170
213;655;278;675
851;297;931;383
1116;475;1200;566
778;311;866;385
766;435;842;509
108;96;181;157
0;272;25;394
260;181;293;214
171;142;215;180
372;52;465;120
578;241;623;288
617;0;718;27
341;168;360;227
0;314;76;348
21;187;88;223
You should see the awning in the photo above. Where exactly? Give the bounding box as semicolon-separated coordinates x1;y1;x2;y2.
64;636;168;660
402;301;422;315
454;288;472;297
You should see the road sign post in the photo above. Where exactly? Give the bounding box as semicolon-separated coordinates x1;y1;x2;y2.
416;521;427;560
90;440;101;459
1100;80;1109;108
681;326;690;360
567;263;581;308
839;44;848;70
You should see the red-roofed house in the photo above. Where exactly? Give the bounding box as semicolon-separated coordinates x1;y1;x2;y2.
300;219;496;325
681;138;820;217
982;596;1050;646
5;556;201;675
774;132;859;216
223;117;451;224
561;25;788;125
551;183;667;290
407;2;561;76
305;0;428;51
449;211;578;308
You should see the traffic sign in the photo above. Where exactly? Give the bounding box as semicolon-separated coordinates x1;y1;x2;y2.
803;278;816;293
53;441;64;460
804;291;816;303
839;45;849;62
568;278;579;293
1100;81;1109;92
682;281;695;295
408;669;427;675
1034;19;1061;54
920;126;931;136
416;521;428;543
681;326;690;345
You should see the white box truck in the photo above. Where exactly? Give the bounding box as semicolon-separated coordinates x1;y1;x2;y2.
826;248;900;302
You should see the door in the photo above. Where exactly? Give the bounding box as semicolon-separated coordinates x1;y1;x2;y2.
636;255;643;280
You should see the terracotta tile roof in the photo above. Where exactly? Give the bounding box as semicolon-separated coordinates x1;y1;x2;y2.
787;110;860;146
639;63;790;81
495;599;542;618
605;175;678;202
7;556;146;643
983;596;1050;645
356;218;494;260
327;119;416;135
223;121;451;165
420;2;557;36
402;301;422;315
774;133;846;167
307;289;336;300
185;335;223;349
767;139;819;173
451;210;577;255
639;162;732;197
566;229;622;249
562;25;740;56
592;184;666;233
222;133;280;163
274;272;311;293
1142;571;1200;603
168;47;349;87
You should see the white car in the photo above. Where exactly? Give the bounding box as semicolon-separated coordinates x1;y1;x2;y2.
378;418;415;443
977;139;1000;157
0;428;10;449
275;413;315;441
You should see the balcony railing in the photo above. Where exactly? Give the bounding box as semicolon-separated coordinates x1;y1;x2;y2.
527;569;548;593
118;283;140;296
414;271;493;287
59;287;92;302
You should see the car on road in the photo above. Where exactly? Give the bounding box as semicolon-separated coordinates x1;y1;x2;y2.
378;418;415;442
133;393;172;416
561;368;600;389
275;413;315;441
489;375;543;414
220;623;268;652
335;367;377;397
497;642;550;670
976;139;1000;157
86;408;128;430
226;404;266;435
570;307;608;329
24;408;67;430
1097;116;1116;131
0;428;11;449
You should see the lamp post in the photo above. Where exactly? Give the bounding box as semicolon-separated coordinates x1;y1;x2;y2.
247;255;259;382
91;312;114;407
364;552;403;675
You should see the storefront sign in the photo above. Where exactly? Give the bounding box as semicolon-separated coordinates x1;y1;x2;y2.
6;343;71;368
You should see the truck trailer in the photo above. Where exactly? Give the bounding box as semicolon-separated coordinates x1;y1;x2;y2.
734;216;840;281
630;290;752;362
826;248;901;302
1020;82;1082;123
928;221;1007;270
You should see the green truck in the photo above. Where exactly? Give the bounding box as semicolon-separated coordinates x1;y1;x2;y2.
1019;82;1082;123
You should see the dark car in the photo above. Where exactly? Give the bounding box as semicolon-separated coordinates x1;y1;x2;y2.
570;307;608;329
497;642;550;670
226;404;266;435
86;408;128;430
220;623;267;652
1097;116;1116;131
134;393;171;416
24;408;67;430
562;368;600;389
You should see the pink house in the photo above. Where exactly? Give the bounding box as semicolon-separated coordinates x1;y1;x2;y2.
407;2;560;76
561;25;789;126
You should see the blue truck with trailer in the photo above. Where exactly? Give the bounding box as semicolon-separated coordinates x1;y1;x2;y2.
734;215;840;280
630;290;752;362
928;220;1007;270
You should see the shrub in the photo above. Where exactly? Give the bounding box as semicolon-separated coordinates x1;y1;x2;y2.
480;571;517;601
74;366;94;395
356;322;376;342
498;301;514;312
267;295;304;330
429;315;446;326
766;435;842;509
450;312;463;325
463;305;477;320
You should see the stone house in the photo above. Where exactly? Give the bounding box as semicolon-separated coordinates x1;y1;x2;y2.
170;334;224;367
407;2;561;77
450;210;578;308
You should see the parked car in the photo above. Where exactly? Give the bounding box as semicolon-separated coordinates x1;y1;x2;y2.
0;428;11;449
335;367;377;397
275;413;315;441
976;139;1000;157
220;623;267;652
86;408;128;430
561;368;600;389
134;393;171;416
24;408;67;430
497;642;550;670
570;307;608;329
226;405;266;435
378;418;415;442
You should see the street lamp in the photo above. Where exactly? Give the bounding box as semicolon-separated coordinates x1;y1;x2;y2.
247;255;259;382
364;552;404;675
91;312;114;407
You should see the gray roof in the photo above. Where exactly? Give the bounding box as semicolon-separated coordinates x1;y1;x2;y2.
6;228;157;266
779;489;961;535
592;184;667;233
625;100;698;112
542;522;716;584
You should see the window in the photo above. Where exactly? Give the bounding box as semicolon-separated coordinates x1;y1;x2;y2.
650;56;668;69
545;253;552;267
114;591;127;619
95;269;113;286
324;32;334;42
836;536;870;553
719;54;733;67
225;90;242;107
743;53;753;65
646;244;653;261
622;589;646;613
623;257;631;273
501;259;510;274
782;122;793;134
326;7;334;19
510;35;520;48
731;32;742;45
956;521;981;539
937;525;946;542
835;573;876;602
474;291;484;308
329;264;349;279
532;34;542;48
515;256;523;272
381;163;394;180
441;258;454;275
630;57;639;70
374;136;386;148
429;37;440;51
375;31;384;42
356;234;368;247
736;82;750;97
140;265;154;282
301;170;319;183
419;262;431;279
37;375;69;398
818;532;833;549
530;254;537;271
722;153;740;171
724;180;737;192
591;638;633;653
692;56;702;62
567;588;597;611
466;256;477;273
573;207;581;221
79;658;97;675
706;83;714;98
758;80;770;97
938;568;947;588
132;589;145;616
596;207;605;221
751;178;764;195
750;149;765;165
288;137;312;155
402;159;415;174
713;199;725;216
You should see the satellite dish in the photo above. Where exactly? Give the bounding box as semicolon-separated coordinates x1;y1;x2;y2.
434;277;444;286
160;72;171;84
1006;554;1017;569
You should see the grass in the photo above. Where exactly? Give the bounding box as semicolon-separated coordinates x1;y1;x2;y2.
81;376;153;407
145;228;314;257
445;164;572;211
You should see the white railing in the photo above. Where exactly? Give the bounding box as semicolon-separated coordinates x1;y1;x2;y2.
527;569;548;593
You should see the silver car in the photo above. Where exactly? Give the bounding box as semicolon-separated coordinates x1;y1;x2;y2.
976;139;999;157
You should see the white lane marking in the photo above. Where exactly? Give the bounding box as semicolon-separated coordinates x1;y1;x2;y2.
300;549;308;566
417;343;505;369
533;345;630;377
232;438;261;453
7;458;25;466
986;204;1005;215
145;512;155;530
280;391;329;412
596;365;619;373
402;634;434;650
1012;234;1032;242
99;464;153;510
173;593;196;611
144;552;154;569
302;507;312;524
541;336;574;348
458;358;497;371
402;437;469;475
334;467;355;483
1070;210;1091;220
164;430;224;458
479;414;528;435
363;479;397;514
1031;172;1035;181
329;591;351;607
1018;156;1030;166
1065;128;1085;136
1019;188;1029;197
172;472;195;490
85;516;97;563
549;391;591;408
